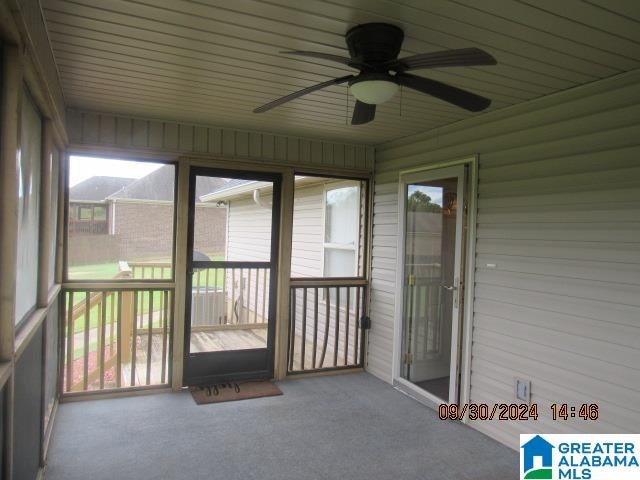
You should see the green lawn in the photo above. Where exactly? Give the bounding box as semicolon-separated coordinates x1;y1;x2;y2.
68;262;120;280
68;253;223;281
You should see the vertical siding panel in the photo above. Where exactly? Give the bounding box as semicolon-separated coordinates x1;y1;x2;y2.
248;132;262;158
132;119;148;147
194;126;208;153
287;137;299;164
274;136;287;163
299;139;311;165
235;131;249;158
322;142;333;167
354;146;366;170
148;121;164;149
344;145;356;169
222;130;235;157
179;124;194;152
115;116;132;147
208;128;222;155
311;141;323;165
66;109;83;143
163;123;179;150
65;110;373;173
99;114;116;145
83;112;99;145
333;144;345;168
365;146;375;171
262;134;275;161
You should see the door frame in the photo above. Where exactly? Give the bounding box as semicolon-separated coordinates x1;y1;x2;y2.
182;166;282;386
392;156;478;416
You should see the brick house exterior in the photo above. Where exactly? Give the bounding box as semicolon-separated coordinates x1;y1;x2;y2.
68;166;227;264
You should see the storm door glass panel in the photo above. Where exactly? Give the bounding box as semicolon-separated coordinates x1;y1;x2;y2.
401;177;460;402
16;89;42;324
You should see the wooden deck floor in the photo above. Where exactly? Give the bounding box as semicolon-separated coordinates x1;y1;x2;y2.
190;328;267;353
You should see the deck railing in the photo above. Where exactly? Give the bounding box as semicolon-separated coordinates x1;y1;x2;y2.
129;261;172;280
62;287;172;393
62;262;173;394
288;278;367;373
189;263;270;329
68;218;108;234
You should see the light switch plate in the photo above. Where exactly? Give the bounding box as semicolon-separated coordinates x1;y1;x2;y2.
515;378;531;403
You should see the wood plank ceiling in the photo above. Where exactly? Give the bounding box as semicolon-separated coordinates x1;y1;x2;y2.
41;0;640;144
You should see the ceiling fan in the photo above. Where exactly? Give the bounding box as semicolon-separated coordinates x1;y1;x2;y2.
253;23;497;125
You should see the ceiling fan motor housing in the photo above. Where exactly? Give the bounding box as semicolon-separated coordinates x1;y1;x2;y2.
346;23;404;70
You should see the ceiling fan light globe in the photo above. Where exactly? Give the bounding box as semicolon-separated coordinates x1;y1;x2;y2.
350;80;398;105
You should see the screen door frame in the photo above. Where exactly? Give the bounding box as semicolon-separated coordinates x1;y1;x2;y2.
182;166;281;386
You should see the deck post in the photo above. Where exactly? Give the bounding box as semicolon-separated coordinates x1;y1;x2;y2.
120;290;134;364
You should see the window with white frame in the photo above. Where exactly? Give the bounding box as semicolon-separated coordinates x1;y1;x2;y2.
323;184;360;278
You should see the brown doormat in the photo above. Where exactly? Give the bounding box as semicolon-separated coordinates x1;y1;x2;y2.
189;380;282;405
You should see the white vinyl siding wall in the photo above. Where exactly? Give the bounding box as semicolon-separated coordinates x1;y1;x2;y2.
367;70;640;449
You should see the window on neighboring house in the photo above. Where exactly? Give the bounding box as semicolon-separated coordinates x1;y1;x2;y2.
93;205;107;221
323;185;360;278
78;206;93;220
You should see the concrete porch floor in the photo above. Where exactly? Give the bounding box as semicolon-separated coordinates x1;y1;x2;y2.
45;373;517;480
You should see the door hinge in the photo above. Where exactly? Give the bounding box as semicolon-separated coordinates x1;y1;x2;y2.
408;274;416;286
403;352;414;365
360;316;371;330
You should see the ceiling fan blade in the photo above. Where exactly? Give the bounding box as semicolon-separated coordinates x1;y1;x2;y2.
351;101;376;125
388;48;496;71
394;73;491;112
281;50;363;68
253;75;354;113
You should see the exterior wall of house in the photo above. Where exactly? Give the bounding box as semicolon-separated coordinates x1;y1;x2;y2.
114;202;225;260
367;70;640;448
68;202;225;264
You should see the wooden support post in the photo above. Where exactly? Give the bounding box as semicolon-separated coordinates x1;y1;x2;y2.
274;169;294;379
171;160;189;389
120;290;134;365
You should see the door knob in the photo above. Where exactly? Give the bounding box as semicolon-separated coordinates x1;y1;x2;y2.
441;284;456;291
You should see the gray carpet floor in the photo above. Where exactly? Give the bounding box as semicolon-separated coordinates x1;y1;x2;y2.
45;373;517;480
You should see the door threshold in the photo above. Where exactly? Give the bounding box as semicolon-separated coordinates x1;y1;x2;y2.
393;377;446;411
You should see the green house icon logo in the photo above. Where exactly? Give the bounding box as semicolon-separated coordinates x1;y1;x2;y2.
521;435;554;479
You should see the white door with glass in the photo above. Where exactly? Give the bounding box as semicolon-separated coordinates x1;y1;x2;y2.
399;165;467;404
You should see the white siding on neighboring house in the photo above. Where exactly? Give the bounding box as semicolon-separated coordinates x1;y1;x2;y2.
225;181;363;367
227;195;273;263
367;70;640;449
290;183;324;278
